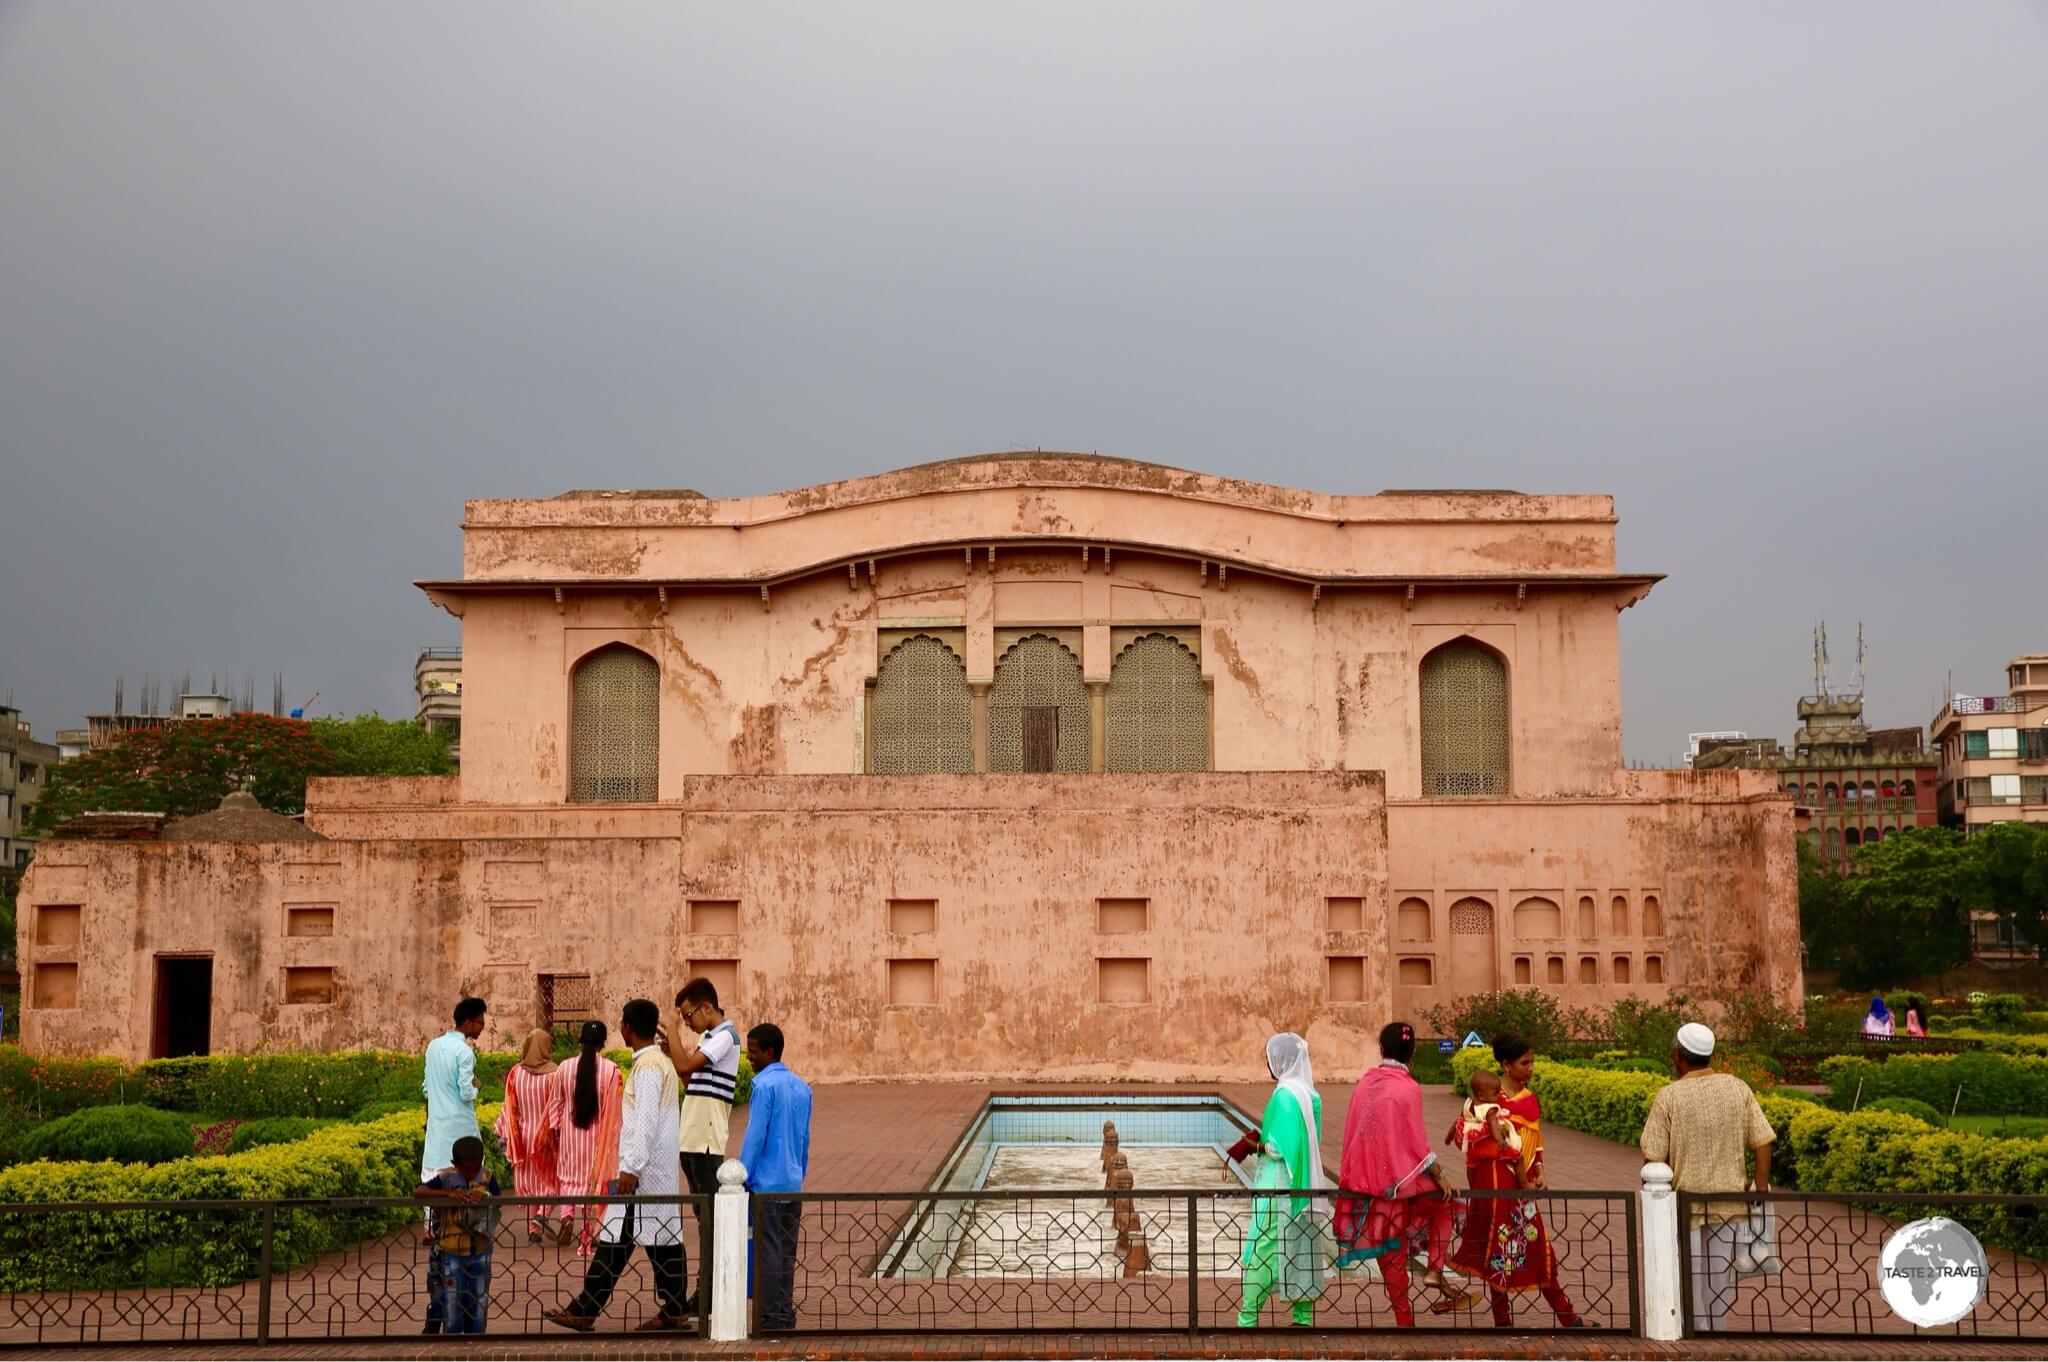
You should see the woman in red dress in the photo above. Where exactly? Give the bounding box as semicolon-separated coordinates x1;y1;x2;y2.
1450;1033;1581;1328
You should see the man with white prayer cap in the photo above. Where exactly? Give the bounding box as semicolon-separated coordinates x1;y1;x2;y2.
1639;1020;1776;1332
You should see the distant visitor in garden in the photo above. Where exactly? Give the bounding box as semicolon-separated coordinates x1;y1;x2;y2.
740;1022;813;1332
1638;1022;1775;1332
1335;1021;1463;1325
1227;1031;1328;1327
421;995;486;1336
1862;995;1894;1038
546;999;689;1333
494;1028;563;1244
415;1134;501;1336
551;1020;625;1257
666;976;743;1315
1903;1000;1927;1038
1450;1035;1581;1329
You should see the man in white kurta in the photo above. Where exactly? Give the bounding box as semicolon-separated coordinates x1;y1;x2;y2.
546;999;689;1332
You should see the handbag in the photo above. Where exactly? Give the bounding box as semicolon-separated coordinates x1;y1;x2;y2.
1728;1192;1781;1276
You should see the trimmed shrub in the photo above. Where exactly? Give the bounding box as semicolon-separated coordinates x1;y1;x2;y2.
1979;993;2028;1027
1860;1097;1942;1126
1819;1051;2048;1116
1944;1029;2048;1057
139;1052;419;1119
226;1117;337;1154
15;1105;196;1165
1420;989;1600;1051
0;1102;501;1290
0;1047;133;1119
348;1100;419;1125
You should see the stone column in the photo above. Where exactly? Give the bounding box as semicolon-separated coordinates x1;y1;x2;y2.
1087;681;1107;772
1640;1160;1681;1340
711;1158;751;1341
969;682;991;773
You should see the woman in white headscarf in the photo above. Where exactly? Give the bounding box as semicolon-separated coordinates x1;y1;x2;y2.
1226;1032;1329;1327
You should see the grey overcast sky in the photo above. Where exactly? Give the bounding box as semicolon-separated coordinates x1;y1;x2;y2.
2;3;2044;764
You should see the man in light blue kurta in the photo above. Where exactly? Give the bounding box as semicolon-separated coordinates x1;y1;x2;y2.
423;997;488;1179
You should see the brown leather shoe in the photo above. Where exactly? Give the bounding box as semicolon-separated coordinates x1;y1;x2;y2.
542;1309;596;1333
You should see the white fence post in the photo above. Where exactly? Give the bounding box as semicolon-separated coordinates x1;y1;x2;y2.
1640;1160;1682;1341
710;1158;750;1341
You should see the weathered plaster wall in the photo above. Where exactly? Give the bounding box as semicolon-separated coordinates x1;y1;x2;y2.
21;773;1392;1081
1384;767;1802;1022
456;549;1631;803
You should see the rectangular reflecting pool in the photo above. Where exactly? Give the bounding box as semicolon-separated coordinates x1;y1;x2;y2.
878;1094;1261;1278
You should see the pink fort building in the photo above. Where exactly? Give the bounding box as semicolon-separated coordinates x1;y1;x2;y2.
16;455;1799;1077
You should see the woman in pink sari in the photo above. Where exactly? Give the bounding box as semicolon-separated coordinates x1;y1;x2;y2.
548;1020;625;1257
493;1028;563;1243
1336;1021;1465;1326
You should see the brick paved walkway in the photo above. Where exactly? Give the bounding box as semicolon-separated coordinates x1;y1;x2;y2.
0;1081;2040;1354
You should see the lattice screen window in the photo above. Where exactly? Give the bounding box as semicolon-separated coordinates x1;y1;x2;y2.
1106;632;1209;772
570;645;660;803
989;634;1090;772
868;635;973;774
539;973;595;1025
1449;898;1495;935
1419;639;1510;797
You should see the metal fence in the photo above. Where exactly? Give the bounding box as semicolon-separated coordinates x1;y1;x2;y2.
0;1193;710;1348
752;1186;1638;1335
1676;1191;2048;1340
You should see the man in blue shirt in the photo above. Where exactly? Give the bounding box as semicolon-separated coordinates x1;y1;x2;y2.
739;1023;812;1331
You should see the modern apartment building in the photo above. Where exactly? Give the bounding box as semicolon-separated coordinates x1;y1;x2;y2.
1930;654;2048;831
0;706;61;873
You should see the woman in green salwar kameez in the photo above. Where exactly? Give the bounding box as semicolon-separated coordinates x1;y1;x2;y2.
1231;1032;1330;1326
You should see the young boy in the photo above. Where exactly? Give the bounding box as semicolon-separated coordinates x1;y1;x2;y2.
415;1134;502;1335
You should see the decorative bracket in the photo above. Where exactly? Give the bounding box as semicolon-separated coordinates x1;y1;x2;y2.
986;545;996;568
1081;545;1091;571
965;547;974;570
1404;584;1417;612
759;584;771;612
553;586;564;615
1310;583;1322;610
1216;564;1227;589
848;563;859;590
867;559;877;584
1199;561;1209;586
1102;547;1111;571
657;585;669;618
1516;583;1528;610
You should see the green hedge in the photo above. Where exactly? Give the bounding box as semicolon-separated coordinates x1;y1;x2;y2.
225;1117;337;1154
15;1105;196;1165
1860;1097;1941;1126
1942;1029;2048;1057
0;1102;503;1290
1820;1051;2048;1116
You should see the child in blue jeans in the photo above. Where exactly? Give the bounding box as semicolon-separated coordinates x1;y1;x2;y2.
415;1135;502;1334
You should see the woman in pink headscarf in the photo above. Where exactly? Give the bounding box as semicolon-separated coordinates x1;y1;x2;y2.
1335;1021;1465;1326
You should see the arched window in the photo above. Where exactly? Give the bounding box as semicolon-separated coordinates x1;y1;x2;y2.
1900;778;1917;798
569;645;659;803
1784;782;1802;802
1642;894;1663;936
1419;639;1509;797
1844;826;1861;849
1865;826;1881;846
869;635;972;774
1513;896;1562;939
1881;780;1896;800
1105;633;1208;772
1861;780;1877;804
989;634;1090;772
1804;782;1819;806
1577;895;1597;938
1825;827;1841;857
1823;782;1839;809
1844;782;1860;806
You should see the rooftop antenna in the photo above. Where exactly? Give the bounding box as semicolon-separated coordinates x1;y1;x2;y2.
179;671;191;702
1852;623;1867;698
273;674;284;717
114;674;125;716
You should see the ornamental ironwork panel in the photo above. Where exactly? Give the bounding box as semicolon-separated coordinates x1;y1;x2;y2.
1419;640;1509;797
869;636;973;774
569;646;659;803
989;635;1089;773
1105;633;1208;772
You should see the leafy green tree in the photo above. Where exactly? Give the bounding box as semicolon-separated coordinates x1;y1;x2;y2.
1967;821;2048;951
1806;827;1973;988
29;713;449;833
307;714;453;778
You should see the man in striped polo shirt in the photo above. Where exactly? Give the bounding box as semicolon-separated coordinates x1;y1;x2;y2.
666;976;741;1315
